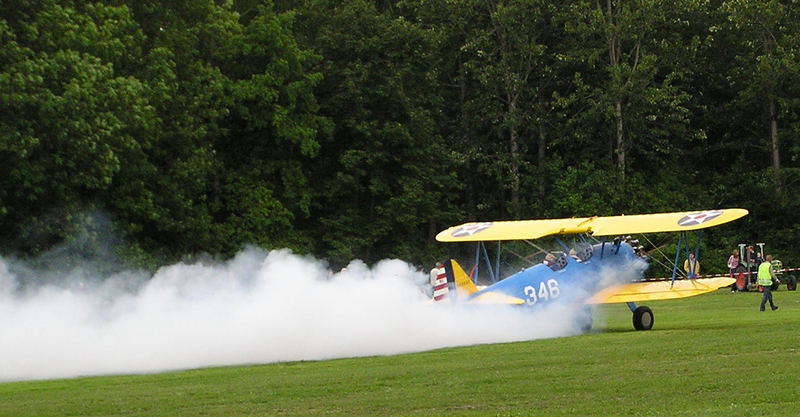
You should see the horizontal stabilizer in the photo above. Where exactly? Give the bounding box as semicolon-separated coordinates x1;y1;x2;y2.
585;277;735;304
468;291;526;305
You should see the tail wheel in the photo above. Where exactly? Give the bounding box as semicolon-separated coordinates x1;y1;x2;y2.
633;306;654;331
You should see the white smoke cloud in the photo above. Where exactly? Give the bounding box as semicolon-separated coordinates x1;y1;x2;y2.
0;248;589;382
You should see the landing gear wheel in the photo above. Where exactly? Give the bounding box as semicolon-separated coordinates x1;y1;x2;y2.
787;275;797;291
632;306;654;331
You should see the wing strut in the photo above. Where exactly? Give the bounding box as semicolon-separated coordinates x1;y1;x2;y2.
473;241;502;284
495;241;501;283
670;232;685;287
670;231;703;287
685;231;702;279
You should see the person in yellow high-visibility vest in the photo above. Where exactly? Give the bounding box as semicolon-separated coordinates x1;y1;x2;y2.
683;252;700;278
758;254;780;312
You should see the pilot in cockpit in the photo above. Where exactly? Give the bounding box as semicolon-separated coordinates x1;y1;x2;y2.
569;243;593;262
543;251;568;271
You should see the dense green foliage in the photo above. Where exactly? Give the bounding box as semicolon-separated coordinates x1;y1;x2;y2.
2;289;800;416
2;1;799;271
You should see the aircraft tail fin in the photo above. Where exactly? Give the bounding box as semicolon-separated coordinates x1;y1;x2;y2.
445;259;480;297
432;259;480;302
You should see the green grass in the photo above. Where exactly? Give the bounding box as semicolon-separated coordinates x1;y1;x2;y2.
2;289;799;416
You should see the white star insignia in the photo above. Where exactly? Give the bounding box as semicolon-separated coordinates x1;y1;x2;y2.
451;222;494;237
677;210;723;227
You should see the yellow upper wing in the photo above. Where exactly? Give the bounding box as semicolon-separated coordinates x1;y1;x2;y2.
584;277;736;304
436;209;748;242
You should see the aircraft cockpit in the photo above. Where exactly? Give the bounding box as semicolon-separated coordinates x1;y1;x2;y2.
569;242;593;262
543;251;568;271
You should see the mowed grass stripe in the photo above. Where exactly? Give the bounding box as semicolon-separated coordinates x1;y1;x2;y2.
1;289;798;416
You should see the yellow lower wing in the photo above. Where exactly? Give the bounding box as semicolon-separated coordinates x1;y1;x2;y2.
585;277;735;304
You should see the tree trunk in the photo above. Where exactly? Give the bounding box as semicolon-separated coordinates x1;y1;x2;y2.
615;99;625;180
509;97;520;218
459;58;476;219
538;124;546;198
769;97;781;193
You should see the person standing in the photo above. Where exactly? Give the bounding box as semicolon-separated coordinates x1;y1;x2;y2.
747;245;758;285
728;250;740;292
684;252;700;278
430;261;447;301
429;261;443;285
727;250;739;277
758;254;779;311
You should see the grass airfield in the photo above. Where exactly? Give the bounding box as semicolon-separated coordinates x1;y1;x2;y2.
1;288;798;416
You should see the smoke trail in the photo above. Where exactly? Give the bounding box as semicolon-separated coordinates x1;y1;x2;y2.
0;248;590;382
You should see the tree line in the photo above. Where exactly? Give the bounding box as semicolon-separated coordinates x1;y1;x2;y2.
2;0;799;275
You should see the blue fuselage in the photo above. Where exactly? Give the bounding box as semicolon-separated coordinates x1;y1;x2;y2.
467;241;642;307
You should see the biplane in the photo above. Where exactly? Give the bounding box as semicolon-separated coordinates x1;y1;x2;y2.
433;209;747;331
